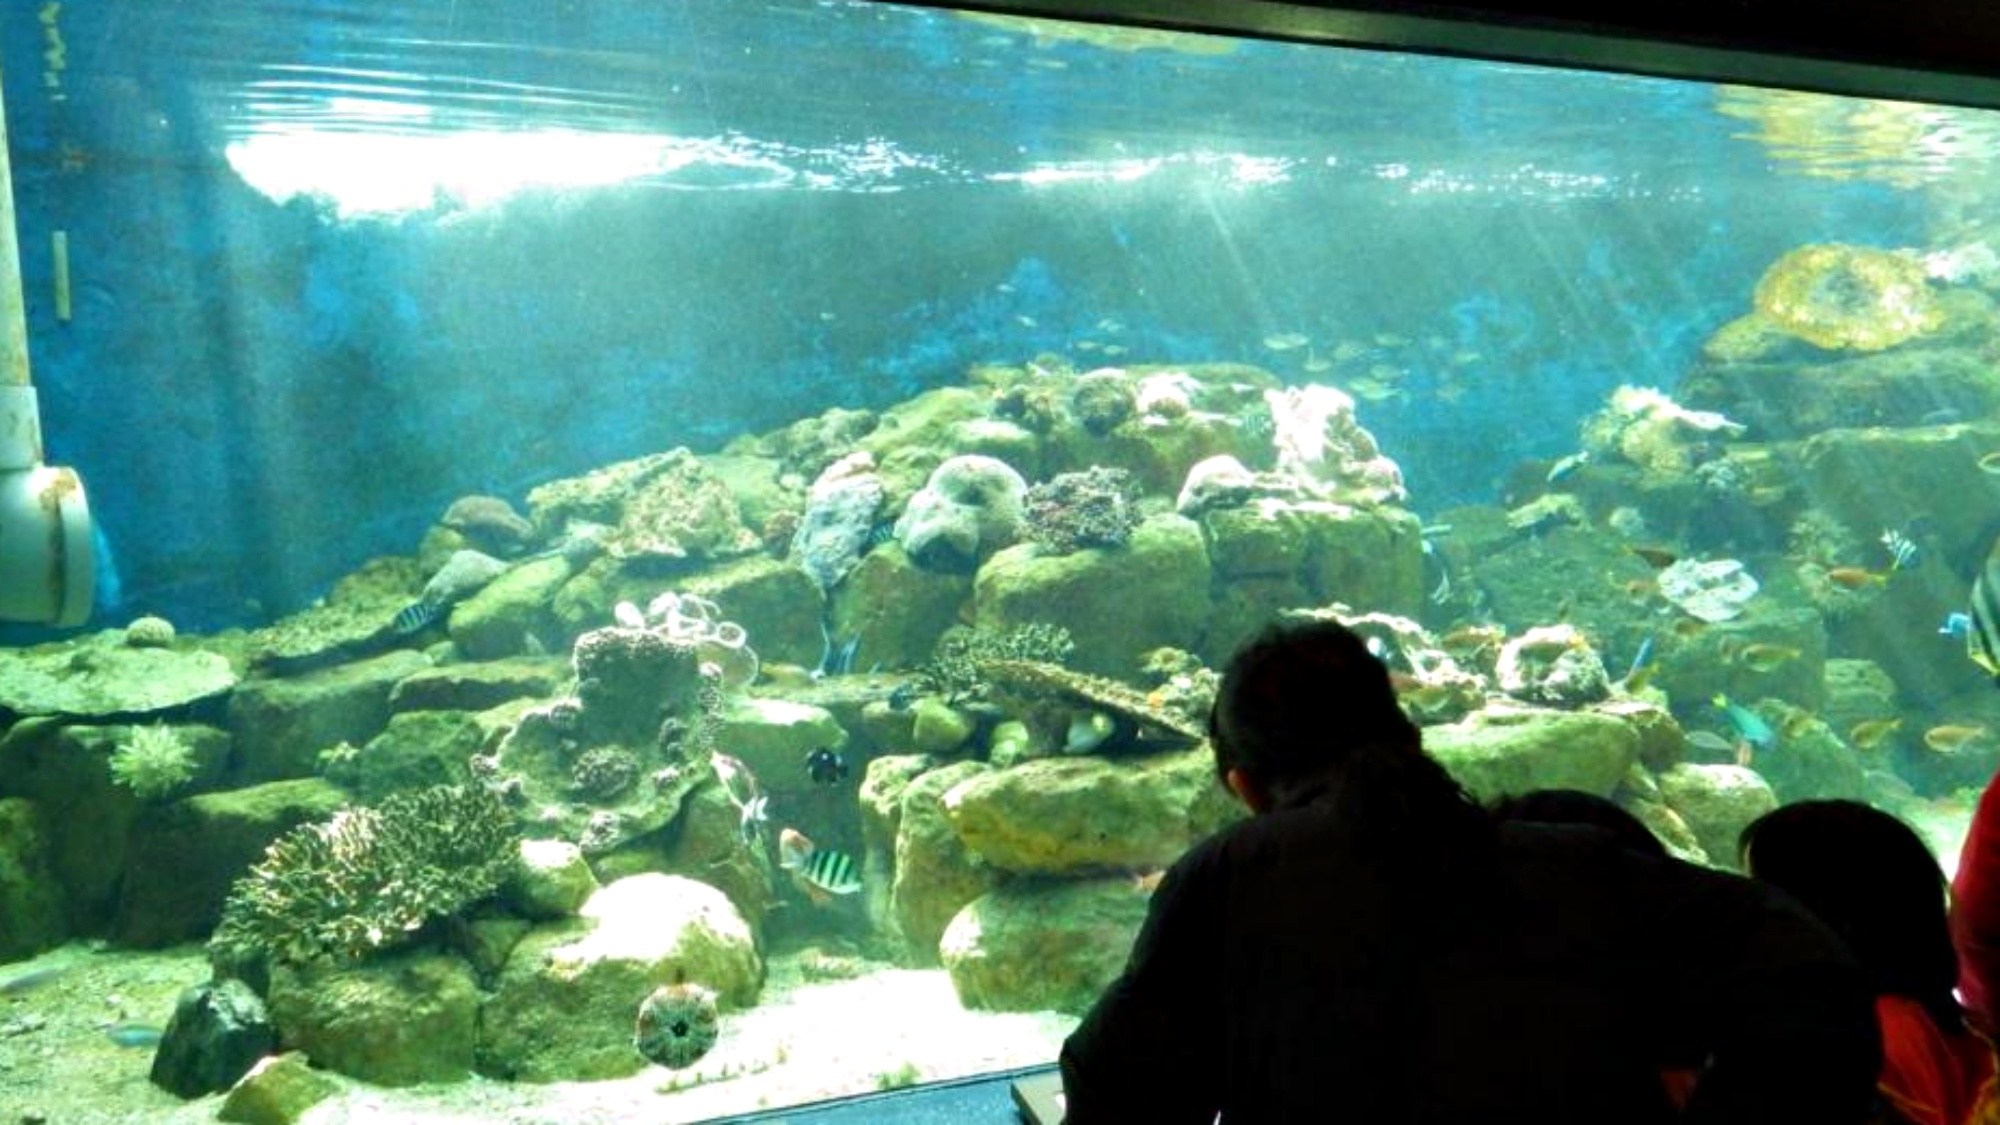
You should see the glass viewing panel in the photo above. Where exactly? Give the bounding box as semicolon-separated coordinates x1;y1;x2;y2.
2;0;2000;1119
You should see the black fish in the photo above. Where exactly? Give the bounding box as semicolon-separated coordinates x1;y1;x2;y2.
805;747;849;785
391;599;443;635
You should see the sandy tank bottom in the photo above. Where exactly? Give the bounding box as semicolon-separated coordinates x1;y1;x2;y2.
0;946;1079;1125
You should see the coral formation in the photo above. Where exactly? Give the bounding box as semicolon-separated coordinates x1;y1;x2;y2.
1024;466;1142;554
633;983;721;1069
123;615;176;648
570;748;640;801
1070;370;1136;436
790;451;885;591
1495;625;1612;707
440;495;535;555
1658;558;1761;623
916;623;1075;704
1752;243;1942;351
893;455;1029;571
601;449;759;564
1263;385;1406;504
108;723;197;800
209;783;520;966
1580;386;1747;478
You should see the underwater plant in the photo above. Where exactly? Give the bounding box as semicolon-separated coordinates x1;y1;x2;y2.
108;723;197;800
209;783;520;966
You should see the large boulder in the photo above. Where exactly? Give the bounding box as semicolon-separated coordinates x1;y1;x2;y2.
889;761;1000;965
1658;763;1779;870
447;554;575;659
0;798;66;960
940;877;1151;1015
0;632;237;717
217;1052;342;1125
150;978;278;1098
228;651;432;783
266;951;480;1086
682;555;827;669
974;514;1211;680
943;749;1229;875
1423;707;1639;802
831;544;972;672
111;779;352;947
320;708;485;801
387;657;568;714
479;874;762;1081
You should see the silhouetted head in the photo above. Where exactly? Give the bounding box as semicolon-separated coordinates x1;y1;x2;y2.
1208;617;1421;800
1208;616;1494;905
1491;789;1668;860
1740;799;1961;1032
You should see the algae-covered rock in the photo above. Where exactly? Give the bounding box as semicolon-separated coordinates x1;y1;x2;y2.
480;874;762;1081
909;696;977;754
217;1052;342;1125
448;554;573;659
601;449;760;565
0;632;238;717
943;749;1224;875
267;951;480;1085
940;877;1152;1015
1749;706;1868;803
1424;708;1639;802
1752;243;1942;352
112;778;352;947
0;798;67;960
0;720;148;930
895;454;1030;572
974;514;1210;680
322;708;484;801
682;555;826;668
831;544;972;671
241;558;426;676
1658;763;1778;870
657;782;779;940
504;839;599;920
890;761;999;965
229;650;432;784
387;657;568;714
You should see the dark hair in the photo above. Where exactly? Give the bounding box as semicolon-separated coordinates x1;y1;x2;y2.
1210;618;1490;869
1491;789;1668;860
1740;800;1962;1033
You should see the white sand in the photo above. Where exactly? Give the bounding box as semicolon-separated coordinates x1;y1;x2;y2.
0;945;1076;1125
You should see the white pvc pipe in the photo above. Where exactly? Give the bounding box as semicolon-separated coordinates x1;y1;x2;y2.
0;68;28;388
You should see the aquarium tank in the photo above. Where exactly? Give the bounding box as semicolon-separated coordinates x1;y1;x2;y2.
4;0;2000;1119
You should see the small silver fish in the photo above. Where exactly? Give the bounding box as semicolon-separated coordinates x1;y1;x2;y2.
104;1022;164;1049
0;965;66;995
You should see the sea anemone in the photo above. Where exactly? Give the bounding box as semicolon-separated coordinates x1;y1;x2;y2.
109;724;197;800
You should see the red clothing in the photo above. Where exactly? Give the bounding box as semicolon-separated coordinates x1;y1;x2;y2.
1956;776;2000;1040
1875;995;1996;1125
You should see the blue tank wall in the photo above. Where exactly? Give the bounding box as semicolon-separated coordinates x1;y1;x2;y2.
0;1;1926;637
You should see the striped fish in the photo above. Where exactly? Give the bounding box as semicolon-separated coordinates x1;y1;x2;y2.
1968;536;2000;682
778;827;862;899
391;599;444;635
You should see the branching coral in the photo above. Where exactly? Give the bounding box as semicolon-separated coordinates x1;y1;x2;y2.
916;624;1075;704
209;783;520;966
1024;466;1142;554
108;724;197;801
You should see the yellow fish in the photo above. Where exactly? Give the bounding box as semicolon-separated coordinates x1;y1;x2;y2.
1847;718;1902;751
1924;724;1988;755
1737;643;1802;673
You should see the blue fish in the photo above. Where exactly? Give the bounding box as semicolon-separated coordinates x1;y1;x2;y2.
1624;635;1656;683
1943;612;1973;640
1713;694;1776;749
104;1022;163;1049
391;599;443;635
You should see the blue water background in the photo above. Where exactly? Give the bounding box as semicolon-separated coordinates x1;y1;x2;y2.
0;0;1936;636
